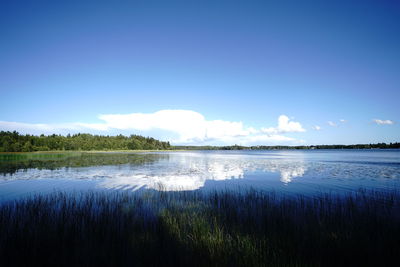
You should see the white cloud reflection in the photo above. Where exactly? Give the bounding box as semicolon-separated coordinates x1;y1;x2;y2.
279;166;306;183
3;153;307;191
95;153;306;191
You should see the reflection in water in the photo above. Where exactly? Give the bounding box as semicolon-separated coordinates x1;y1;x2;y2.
0;152;307;191
278;166;306;184
97;154;307;191
0;152;165;176
98;159;247;191
1;150;400;195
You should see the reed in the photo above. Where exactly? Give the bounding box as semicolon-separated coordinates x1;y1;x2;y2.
0;188;399;266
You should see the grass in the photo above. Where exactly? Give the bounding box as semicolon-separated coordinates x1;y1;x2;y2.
0;189;399;266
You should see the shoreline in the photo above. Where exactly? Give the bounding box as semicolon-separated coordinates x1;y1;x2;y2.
0;147;399;154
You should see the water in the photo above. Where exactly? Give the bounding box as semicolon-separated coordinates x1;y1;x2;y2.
0;150;399;200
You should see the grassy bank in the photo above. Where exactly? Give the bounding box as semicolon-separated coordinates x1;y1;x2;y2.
0;189;399;266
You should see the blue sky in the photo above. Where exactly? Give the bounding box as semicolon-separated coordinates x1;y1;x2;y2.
0;0;399;145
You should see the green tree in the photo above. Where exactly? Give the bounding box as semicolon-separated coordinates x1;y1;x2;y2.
22;141;33;152
128;139;143;150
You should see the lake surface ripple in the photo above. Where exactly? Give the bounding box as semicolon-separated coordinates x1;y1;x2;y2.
0;150;399;200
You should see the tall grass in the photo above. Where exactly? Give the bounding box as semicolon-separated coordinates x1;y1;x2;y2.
0;189;399;266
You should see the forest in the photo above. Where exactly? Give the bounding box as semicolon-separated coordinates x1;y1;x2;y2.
1;131;398;152
0;131;171;152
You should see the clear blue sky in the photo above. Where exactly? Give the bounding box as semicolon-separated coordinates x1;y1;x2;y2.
0;0;399;145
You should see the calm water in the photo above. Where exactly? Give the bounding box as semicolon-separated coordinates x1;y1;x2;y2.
0;150;399;200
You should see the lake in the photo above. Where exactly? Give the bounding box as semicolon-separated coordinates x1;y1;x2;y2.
0;150;399;200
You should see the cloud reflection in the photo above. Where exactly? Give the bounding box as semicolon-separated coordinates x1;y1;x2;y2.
97;153;306;191
1;153;307;191
279;166;306;184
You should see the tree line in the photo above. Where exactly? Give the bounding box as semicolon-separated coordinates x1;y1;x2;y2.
0;131;171;152
1;131;398;152
175;143;400;150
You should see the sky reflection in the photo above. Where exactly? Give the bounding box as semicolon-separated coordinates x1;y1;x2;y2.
97;153;307;191
1;151;399;194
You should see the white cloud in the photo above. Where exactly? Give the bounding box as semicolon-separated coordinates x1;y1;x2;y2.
0;121;90;132
75;123;109;131
373;119;394;125
243;134;295;143
0;110;306;145
97;110;251;143
312;125;321;131
261;115;305;134
327;119;347;127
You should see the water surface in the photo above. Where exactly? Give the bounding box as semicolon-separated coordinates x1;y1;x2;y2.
0;150;399;200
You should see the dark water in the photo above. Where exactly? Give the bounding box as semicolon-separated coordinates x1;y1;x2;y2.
0;150;399;200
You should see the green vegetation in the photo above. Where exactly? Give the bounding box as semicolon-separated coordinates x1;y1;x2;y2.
0;131;171;152
0;189;399;266
1;131;398;152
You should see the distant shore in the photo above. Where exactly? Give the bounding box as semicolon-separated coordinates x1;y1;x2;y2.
174;144;400;150
0;146;399;154
1;131;399;152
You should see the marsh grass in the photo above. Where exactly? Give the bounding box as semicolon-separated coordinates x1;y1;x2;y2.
0;189;399;266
